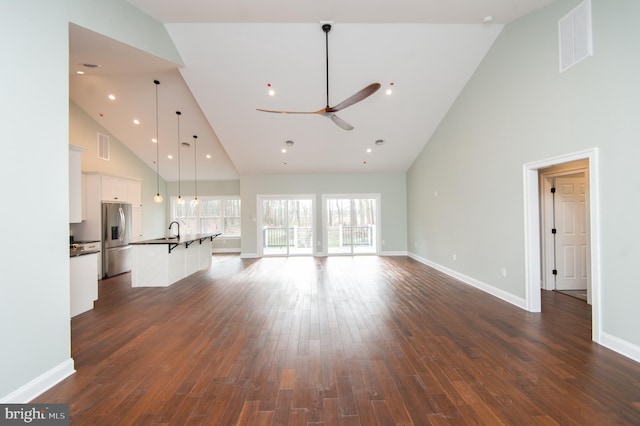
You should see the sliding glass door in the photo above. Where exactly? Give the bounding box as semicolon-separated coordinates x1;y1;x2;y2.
325;195;379;255
260;197;314;256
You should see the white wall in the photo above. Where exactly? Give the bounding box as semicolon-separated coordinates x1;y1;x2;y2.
0;0;181;402
240;173;407;257
407;0;640;358
0;1;73;401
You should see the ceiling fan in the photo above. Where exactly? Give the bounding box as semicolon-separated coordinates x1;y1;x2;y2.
257;23;380;131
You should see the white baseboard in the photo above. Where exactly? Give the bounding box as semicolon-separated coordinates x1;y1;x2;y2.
408;253;640;364
240;252;260;259
0;358;75;403
407;252;526;310
211;248;241;254
599;332;640;364
380;250;408;256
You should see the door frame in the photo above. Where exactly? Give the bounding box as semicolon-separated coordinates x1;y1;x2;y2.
321;193;381;256
257;194;316;257
523;148;601;343
540;164;589;296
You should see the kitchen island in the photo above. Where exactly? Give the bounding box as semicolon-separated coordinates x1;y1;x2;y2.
130;233;221;287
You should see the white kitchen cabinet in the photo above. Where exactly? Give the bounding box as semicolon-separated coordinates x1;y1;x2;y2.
102;175;128;202
132;206;143;242
70;252;98;317
69;145;84;223
74;173;143;244
127;180;142;207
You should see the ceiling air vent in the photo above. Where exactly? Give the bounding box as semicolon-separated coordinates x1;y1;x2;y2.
558;0;593;73
97;133;110;161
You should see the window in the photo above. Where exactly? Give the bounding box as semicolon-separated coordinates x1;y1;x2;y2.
170;196;241;237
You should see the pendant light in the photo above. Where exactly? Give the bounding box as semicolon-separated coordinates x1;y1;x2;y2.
175;111;184;204
153;80;163;203
192;134;199;205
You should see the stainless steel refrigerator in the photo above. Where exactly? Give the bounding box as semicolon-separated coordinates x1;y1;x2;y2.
102;202;132;278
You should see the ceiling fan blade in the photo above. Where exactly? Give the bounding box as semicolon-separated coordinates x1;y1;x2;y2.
328;114;354;131
257;25;378;131
327;83;381;113
256;108;319;114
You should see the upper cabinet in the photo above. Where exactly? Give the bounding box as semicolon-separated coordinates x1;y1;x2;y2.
77;173;143;242
101;175;128;202
69;145;84;223
127;180;142;207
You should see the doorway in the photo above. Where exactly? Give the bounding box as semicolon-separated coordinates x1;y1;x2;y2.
523;148;601;343
259;196;315;256
539;161;590;304
323;195;380;255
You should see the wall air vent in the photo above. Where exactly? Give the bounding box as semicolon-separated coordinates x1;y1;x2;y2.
97;133;110;161
558;0;593;73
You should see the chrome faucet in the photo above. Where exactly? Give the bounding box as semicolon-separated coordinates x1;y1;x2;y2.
168;221;180;239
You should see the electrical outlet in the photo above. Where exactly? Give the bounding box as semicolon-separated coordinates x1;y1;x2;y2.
453;254;457;261
501;268;507;277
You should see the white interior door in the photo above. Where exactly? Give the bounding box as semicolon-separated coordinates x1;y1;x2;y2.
554;177;588;291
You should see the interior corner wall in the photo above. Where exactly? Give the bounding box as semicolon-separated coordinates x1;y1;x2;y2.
0;1;73;401
407;0;640;354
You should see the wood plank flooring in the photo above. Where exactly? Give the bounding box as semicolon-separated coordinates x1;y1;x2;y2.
35;255;640;425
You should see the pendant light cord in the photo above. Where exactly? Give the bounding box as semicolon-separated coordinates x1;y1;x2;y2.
154;80;161;200
193;135;198;201
176;111;182;200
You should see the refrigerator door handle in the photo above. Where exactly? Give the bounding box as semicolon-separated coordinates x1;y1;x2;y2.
119;206;126;243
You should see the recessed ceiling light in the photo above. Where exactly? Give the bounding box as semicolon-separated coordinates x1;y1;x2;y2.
76;70;85;75
282;148;287;153
206;154;211;159
386;82;395;95
267;83;275;96
133;119;140;125
108;94;116;101
366;148;372;153
484;15;494;23
152;138;157;143
167;155;173;159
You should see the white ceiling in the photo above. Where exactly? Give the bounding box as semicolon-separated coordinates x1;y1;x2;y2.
69;0;556;182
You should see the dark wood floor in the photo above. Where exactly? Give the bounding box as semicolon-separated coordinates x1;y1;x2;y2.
36;255;640;425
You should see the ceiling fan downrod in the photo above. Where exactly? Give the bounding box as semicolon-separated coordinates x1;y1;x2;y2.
323;23;331;108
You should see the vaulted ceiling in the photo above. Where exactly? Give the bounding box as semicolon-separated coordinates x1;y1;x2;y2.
69;0;556;181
